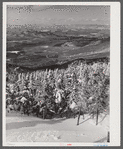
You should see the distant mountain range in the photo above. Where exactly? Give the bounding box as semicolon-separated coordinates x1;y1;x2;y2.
6;25;110;70
7;24;110;33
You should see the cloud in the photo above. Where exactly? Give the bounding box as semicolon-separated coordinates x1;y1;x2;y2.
91;18;98;21
68;18;74;21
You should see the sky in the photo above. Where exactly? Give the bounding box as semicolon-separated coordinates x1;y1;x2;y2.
7;5;110;27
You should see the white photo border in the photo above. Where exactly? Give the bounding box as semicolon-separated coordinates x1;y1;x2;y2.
2;2;121;146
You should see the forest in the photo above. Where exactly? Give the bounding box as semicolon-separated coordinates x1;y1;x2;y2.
6;59;110;125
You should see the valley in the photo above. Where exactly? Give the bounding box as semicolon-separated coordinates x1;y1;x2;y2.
7;25;110;70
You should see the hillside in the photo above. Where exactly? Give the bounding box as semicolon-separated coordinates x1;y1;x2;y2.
6;26;110;69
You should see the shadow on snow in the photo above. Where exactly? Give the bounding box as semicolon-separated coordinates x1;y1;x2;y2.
6;118;67;130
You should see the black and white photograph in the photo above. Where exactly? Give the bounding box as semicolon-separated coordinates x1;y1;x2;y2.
2;2;120;146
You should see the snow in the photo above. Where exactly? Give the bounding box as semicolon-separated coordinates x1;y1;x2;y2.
6;111;109;143
7;51;20;54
